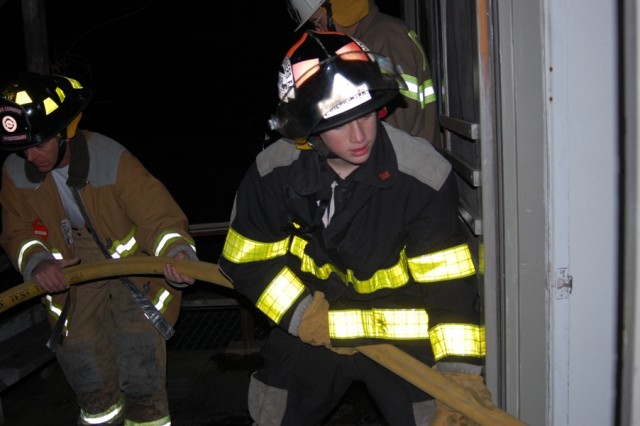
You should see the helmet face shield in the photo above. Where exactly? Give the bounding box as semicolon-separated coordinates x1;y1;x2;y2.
272;47;406;140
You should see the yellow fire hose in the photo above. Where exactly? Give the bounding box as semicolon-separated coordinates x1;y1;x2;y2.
0;257;526;425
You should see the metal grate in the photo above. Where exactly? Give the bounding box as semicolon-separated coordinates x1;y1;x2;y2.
168;307;270;351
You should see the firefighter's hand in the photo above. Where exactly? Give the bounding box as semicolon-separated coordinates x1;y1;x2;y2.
298;291;331;347
32;257;80;293
163;251;196;286
297;292;357;355
431;372;495;426
330;346;357;355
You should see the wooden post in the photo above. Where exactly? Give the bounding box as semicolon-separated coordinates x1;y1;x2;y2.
21;0;49;73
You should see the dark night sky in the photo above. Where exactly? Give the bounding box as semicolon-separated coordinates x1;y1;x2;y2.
1;0;298;224
1;0;400;225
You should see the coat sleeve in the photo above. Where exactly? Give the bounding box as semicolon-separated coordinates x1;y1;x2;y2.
406;171;484;364
0;159;58;279
363;13;439;145
111;150;197;260
218;157;319;333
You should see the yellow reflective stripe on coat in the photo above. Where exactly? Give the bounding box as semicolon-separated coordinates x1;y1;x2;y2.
290;235;408;293
428;323;486;360
44;295;63;319
222;227;290;263
290;235;339;280
224;229;474;295
408;244;476;282
256;266;305;324
292;236;474;293
79;395;124;424
329;309;429;340
400;75;435;109
154;229;196;256
400;30;436;108
151;288;173;314
45;294;69;336
130;416;171;426
17;239;48;273
107;226;138;259
408;29;427;70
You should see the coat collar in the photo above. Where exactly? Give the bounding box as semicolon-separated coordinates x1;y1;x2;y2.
24;130;90;188
291;120;398;195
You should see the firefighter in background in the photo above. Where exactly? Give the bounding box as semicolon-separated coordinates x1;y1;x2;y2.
285;0;441;148
215;31;491;425
0;73;196;425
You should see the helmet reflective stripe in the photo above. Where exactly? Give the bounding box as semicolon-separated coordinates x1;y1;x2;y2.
15;91;34;108
319;77;372;119
286;0;325;31
429;323;486;360
79;396;124;424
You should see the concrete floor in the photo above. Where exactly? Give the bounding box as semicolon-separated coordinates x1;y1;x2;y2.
0;275;386;426
0;343;386;426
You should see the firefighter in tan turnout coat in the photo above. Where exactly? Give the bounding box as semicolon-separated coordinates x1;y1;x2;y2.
0;72;197;425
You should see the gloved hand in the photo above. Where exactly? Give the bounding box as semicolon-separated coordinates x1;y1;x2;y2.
298;291;331;347
431;372;495;426
331;346;357;355
297;291;358;355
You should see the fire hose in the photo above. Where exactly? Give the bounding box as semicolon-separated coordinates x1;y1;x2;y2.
0;257;526;425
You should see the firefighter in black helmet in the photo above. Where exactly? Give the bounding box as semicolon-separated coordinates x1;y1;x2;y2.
285;0;441;148
0;73;197;425
0;73;91;170
193;30;495;425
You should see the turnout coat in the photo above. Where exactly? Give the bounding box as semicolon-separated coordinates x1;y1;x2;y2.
0;130;196;329
220;121;484;365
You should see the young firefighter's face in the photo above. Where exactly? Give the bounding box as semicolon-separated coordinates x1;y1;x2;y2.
319;112;377;165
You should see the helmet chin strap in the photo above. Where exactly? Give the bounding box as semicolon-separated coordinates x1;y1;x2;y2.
307;136;338;158
323;1;335;30
51;137;68;170
50;112;82;170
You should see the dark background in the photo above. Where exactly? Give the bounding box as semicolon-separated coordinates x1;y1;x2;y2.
0;0;400;225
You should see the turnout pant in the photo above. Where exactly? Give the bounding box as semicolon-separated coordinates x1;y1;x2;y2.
248;327;437;426
53;228;170;425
